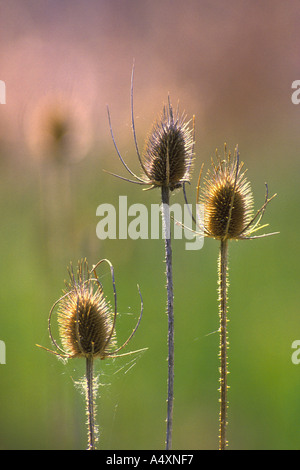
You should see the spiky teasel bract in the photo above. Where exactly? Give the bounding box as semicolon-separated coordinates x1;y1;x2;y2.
196;144;277;241
106;66;195;192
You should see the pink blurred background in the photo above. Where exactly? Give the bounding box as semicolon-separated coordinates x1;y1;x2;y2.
1;0;299;166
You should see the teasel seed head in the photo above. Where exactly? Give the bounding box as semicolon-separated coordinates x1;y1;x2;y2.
57;259;116;359
141;98;194;191
197;144;278;241
38;258;145;361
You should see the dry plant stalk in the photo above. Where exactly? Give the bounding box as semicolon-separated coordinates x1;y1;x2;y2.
106;65;194;449
197;144;278;449
143;100;194;449
37;258;144;450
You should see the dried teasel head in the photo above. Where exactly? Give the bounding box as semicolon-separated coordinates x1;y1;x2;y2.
141;98;194;191
37;258;144;360
106;65;195;192
196;144;278;241
57;259;116;359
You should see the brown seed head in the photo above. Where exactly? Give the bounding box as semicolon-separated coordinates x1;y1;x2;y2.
57;259;116;359
199;145;254;240
142;98;194;191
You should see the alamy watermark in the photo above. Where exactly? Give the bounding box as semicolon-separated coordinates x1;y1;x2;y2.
291;80;300;105
0;80;6;104
291;340;300;365
96;196;204;251
0;340;6;364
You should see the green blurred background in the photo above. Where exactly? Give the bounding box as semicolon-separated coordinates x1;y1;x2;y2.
0;0;300;450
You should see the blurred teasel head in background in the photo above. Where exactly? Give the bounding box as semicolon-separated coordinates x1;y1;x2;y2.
25;93;92;165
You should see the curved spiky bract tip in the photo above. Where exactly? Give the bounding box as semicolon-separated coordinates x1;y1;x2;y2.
57;259;116;359
198;144;277;241
142;98;195;191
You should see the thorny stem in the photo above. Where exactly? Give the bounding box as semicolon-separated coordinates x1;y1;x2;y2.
86;354;96;450
161;186;174;450
218;239;229;450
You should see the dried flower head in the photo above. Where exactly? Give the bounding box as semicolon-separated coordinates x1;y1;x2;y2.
38;258;144;360
106;66;195;192
142;99;194;190
197;144;277;241
57;259;115;359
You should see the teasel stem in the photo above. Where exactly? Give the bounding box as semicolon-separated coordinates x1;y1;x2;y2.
161;185;174;450
218;238;229;450
86;354;96;450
